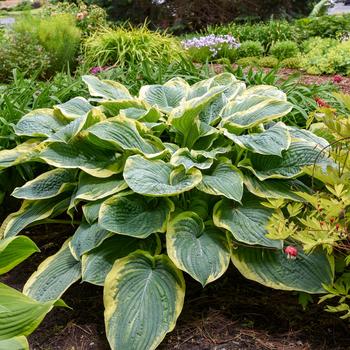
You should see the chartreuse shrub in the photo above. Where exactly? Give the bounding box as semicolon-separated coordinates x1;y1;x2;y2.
270;40;300;61
0;73;335;349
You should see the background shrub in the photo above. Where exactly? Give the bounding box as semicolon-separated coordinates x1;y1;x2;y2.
280;57;301;69
270;40;300;60
236;56;259;67
237;41;264;58
257;56;279;68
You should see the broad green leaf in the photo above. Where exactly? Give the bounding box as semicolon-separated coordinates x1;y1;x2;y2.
54;97;93;120
104;251;185;350
101;99;147;116
220;95;293;130
23;239;81;302
231;246;334;293
243;173;311;201
170;148;213;170
86;117;166;158
213;197;281;248
1;193;70;238
39;139;123;178
82;75;132;100
82;199;104;224
123;155;202;196
82;234;161;286
242;85;287;100
0;336;29;350
12;169;77;200
167;212;230;286
0;236;39;275
239;141;332;180
197;160;243;202
0;283;60;340
223;122;291;157
99;194;174;238
14;109;67;138
288;126;329;149
139;78;190;113
69;222;112;260
120;107;161;123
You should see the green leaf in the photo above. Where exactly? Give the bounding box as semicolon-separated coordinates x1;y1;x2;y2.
242;85;287;100
104;251;185;350
54;97;93;120
12;169;77;200
0;236;39;275
288;126;329;149
213;197;281;248
120;107;161;123
170;148;214;170
82;234;161;286
197;160;243;202
0;283;59;340
231;246;334;293
123;155;202;196
82;199;104;224
23;239;81;302
99;194;174;238
223;122;291;157
0;336;29;350
167;212;230;286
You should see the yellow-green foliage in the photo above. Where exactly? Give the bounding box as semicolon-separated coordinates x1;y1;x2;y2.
280;57;301;69
236;56;259;67
257;56;279;68
83;24;184;69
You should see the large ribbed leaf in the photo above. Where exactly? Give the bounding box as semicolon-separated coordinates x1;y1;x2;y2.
242;85;287;100
82;234;160;286
0;336;29;350
14;109;67;138
99;194;174;238
231;246;334;293
0;283;61;340
167;212;230;286
82;199;104;224
239;141;332;180
104;251;185;350
12;169;77;200
0;236;39;274
170;148;214;170
123;155;202;196
197;160;243;202
1;193;70;238
82;75;132;101
288;126;329;149
120;106;161;123
220;95;293;131
243;173;311;201
39;139;123;178
23;240;81;302
139;78;190;113
86;117;165;158
223;122;291;157
213;197;281;248
54;97;93;120
69;222;112;260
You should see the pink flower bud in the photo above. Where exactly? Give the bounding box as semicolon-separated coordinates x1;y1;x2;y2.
333;75;343;84
284;246;298;260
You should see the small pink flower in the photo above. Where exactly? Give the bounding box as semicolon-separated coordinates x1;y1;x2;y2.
333;75;343;84
90;66;104;75
284;246;298;260
76;12;86;21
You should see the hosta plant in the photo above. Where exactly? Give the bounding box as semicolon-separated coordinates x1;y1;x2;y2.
0;73;335;349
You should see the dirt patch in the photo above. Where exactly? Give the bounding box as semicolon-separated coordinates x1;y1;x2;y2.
1;226;350;350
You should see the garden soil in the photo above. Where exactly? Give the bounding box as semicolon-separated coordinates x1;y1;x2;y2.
1;224;349;350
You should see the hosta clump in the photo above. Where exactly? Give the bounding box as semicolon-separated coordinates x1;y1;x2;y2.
0;73;335;349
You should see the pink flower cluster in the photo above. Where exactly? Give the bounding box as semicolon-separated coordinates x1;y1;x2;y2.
90;66;109;75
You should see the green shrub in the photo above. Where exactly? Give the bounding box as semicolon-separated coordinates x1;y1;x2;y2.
83;24;184;70
237;40;264;58
270;40;300;60
236;56;259;67
301;37;338;54
280;57;301;69
257;56;279;68
0;73;334;349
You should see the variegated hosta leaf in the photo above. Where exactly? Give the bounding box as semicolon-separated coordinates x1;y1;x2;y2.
287;126;329;149
0;336;29;350
243;173;311;201
0;236;39;274
54;97;93;120
213;197;281;248
69;222;112;260
12;169;77;200
82;75;133;101
0;283;62;339
23;239;81;302
120;107;161;123
223;122;291;157
99;194;174;238
139;77;190;113
197;160;243;202
82;234;160;286
123;155;202;196
241;85;287;100
82;199;105;224
231;246;334;293
86;117;166;158
39;139;123;178
220;94;293;131
14;109;68;138
170;148;214;170
104;251;185;350
239;141;333;180
167;212;230;286
1;193;70;238
101;99;148;116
